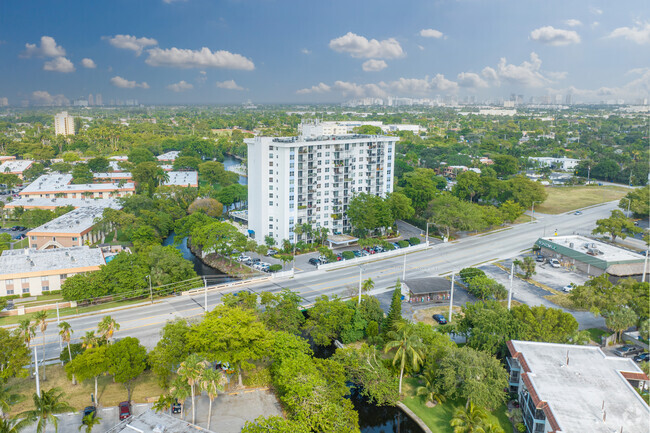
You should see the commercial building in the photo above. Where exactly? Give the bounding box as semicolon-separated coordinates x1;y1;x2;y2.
54;111;75;136
26;203;120;250
0;159;33;179
506;340;649;433
19;174;134;199
403;277;451;304
535;236;647;281
246;133;397;243
529;157;580;171
0;246;105;297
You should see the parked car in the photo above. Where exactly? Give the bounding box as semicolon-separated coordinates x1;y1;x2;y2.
392;242;401;249
118;401;132;420
238;255;251;262
81;406;96;425
352;250;361;257
562;283;576;292
633;352;649;363
535;256;545;263
266;249;278;256
335;254;343;261
549;259;561;268
432;314;447;325
574;211;582;215
613;345;643;357
171;399;182;414
12;234;25;240
308;258;319;266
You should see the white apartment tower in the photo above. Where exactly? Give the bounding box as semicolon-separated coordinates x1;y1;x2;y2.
54;111;75;136
247;131;397;244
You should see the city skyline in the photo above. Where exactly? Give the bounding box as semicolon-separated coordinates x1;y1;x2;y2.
0;0;649;105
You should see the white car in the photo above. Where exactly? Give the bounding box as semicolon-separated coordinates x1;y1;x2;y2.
562;283;575;292
549;259;561;268
238;255;251;262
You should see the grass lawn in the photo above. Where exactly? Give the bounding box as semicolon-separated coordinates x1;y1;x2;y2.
543;293;588;311
535;186;629;214
7;365;164;415
401;378;513;433
412;305;462;326
12;237;28;249
586;328;609;344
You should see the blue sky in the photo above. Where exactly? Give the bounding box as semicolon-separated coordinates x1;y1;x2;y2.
0;0;648;105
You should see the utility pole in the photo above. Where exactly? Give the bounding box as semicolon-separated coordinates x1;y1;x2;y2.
425;222;430;246
56;302;62;364
620;197;631;217
448;272;455;322
34;346;40;396
508;262;514;310
358;267;363;304
146;275;153;304
531;201;541;223
204;277;208;313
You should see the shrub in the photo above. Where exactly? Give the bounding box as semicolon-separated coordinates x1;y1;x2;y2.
397;240;409;248
382;241;395;251
22;293;31;298
243;366;272;387
408;237;421;245
516;423;526;433
269;264;282;272
459;267;485;283
342;251;355;260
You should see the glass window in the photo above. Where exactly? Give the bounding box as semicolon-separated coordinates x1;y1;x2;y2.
22;288;29;294
21;278;28;284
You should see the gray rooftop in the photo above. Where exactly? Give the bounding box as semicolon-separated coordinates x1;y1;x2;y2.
511;340;649;433
164;171;198;186
157;151;180;161
5;197;119;209
404;277;451;294
538;236;644;263
21;174;134;194
0;246;105;276
28;203;119;234
0;159;32;173
111;410;213;433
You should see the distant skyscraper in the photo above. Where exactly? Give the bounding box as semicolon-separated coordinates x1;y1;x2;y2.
88;94;94;106
96;94;103;106
565;94;572;105
54;111;75;136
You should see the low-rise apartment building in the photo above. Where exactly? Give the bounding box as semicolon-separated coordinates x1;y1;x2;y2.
4;197;119;211
19;174;134;199
93;171;198;187
0;246;105;297
0;159;33;179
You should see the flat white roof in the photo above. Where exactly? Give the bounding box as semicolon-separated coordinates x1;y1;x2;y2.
94;172;133;179
5;197;119;209
112;410;212;433
511;340;649;433
164;171;198;186
109;155;128;161
157;151;180;161
247;134;397;148
20;174;134;194
27;203;119;234
539;235;643;263
0;246;105;277
0;160;32;173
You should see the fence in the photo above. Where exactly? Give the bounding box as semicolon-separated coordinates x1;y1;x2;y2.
317;242;430;271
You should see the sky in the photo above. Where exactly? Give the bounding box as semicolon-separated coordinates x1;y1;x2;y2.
0;0;649;105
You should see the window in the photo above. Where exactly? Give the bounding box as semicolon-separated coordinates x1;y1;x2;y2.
269;224;273;229
30;236;36;240
269;201;273;206
6;289;13;295
5;279;13;286
42;286;49;292
61;274;67;280
269;193;273;198
21;278;28;284
325;175;330;180
290;163;294;168
269;216;273;221
289;187;294;193
22;288;29;294
269;177;273;182
269;162;274;167
72;237;78;241
269;153;274;158
41;276;48;282
269;185;274;190
269;169;273;174
289;203;294;209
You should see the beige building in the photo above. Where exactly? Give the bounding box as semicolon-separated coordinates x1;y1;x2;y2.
0;246;105;297
19;174;135;199
54;111;75;136
0;159;34;180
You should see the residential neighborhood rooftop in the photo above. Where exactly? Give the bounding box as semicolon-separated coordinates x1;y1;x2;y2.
27;204;118;234
0;246;105;276
20;174;134;194
404;277;451;294
0;159;32;174
111;410;213;433
508;340;649;433
157;150;180;161
4;197;119;209
164;171;198;187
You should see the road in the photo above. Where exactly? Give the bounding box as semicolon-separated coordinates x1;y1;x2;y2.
21;200;618;362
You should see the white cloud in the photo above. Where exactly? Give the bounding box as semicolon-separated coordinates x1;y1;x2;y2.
627;67;650;75
333;81;387;98
31;91;69;106
590;6;603;15
145;47;255;70
296;83;331;94
457;72;488;88
565;19;582;27
216;80;244;90
384;77;432;95
301;48;312;55
497;52;552;87
546;71;568;80
420;29;444;39
80;58;96;69
362;59;387;72
481;66;500;85
530;26;581;46
21;36;66;58
417;45;425;51
608;22;650;45
43;57;75;73
110;76;149;89
167;80;194;92
104;35;158;56
592;21;600;28
329;32;404;59
196;70;207;84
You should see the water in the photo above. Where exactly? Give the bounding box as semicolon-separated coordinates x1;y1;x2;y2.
163;232;233;279
223;155;248;185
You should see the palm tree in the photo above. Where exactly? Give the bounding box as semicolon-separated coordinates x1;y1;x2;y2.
33;311;48;381
176;354;209;425
0;416;30;433
450;402;488;433
78;413;102;433
361;278;375;294
477;424;505;433
416;367;445;407
20;388;73;433
152;394;175;415
169;378;191;420
17;319;36;376
58;322;75;384
384;321;424;394
199;369;227;431
97;316;120;344
0;384;20;419
293;225;303;243
81;331;100;350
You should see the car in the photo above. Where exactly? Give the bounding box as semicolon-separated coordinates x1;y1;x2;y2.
374;246;384;253
549;258;561;268
238;255;251;262
266;249;278;256
308;258;319;266
392;242;401;249
562;283;576;292
535;256;545;263
352;250;361;257
118;401;132;420
432;314;447;325
10;226;19;231
171;399;182;414
574;211;582;215
634;352;649;363
360;250;369;257
336;254;343;261
613;345;643;357
12;234;24;240
81;406;96;424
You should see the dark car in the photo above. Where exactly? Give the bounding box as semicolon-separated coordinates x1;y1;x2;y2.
12;234;25;240
171;399;182;414
613;345;643;357
535;256;544;263
118;401;132;421
81;406;96;424
10;226;20;231
634;352;649;363
308;258;319;266
432;314;447;325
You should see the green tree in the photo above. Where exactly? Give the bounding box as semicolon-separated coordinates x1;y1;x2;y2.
513;256;536;279
65;347;109;407
199;161;237;186
71;164;94;184
20;388;73;433
259;290;305;335
384;322;425;394
386;192;415;222
499;200;524;223
511;304;579;343
187;198;223;218
619;186;650;218
173;156;201;171
128;148;156;165
33;311;48;381
97;316;120;344
492;154;519;177
0;416;30;433
199;368;227;431
347;193;392;234
242;416;311;433
149;319;191;388
107;337;147;401
592;209;642;241
400;168;439;212
416;366;446;406
383;281;403;334
450;402;488;433
133;162;169;196
58;322;75;384
145;245;198;287
605;307;637;342
79;412;102;432
16;319;36;376
453;171;482;202
191;221;247;265
87;157;110;173
302;296;353;346
176;354;209;425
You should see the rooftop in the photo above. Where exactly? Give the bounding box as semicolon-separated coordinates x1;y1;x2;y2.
404;277;451;294
0;159;33;173
164;171;198;186
20;174;134;194
94;172;133;179
536;236;644;264
247;134;397;147
509;340;649;433
111;410;213;433
0;246;105;277
27;203;119;234
157;151;180;161
4;197;119;209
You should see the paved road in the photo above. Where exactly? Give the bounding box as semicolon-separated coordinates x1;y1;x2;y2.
21;200;618;362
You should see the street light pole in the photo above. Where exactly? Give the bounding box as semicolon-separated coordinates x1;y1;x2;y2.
425;222;430;246
204;277;208;313
34;346;40;396
358;267;363;305
620;198;631;217
531;201;541;223
146;275;153;304
508;262;514;310
448;272;455;322
402;250;406;281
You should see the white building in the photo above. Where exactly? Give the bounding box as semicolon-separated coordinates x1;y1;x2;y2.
246;133;397;243
529;157;580;171
54;111;75;136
